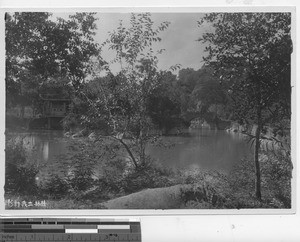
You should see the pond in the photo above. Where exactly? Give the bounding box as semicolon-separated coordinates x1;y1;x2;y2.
148;128;252;173
7;128;252;174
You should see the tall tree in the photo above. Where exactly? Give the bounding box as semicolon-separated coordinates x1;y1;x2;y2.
198;13;292;200
5;12;99;113
76;13;171;168
6;12;51;110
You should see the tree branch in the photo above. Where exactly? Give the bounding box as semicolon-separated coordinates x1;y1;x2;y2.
95;134;138;168
115;137;138;168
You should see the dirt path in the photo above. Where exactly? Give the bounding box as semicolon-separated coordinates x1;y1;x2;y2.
101;184;192;209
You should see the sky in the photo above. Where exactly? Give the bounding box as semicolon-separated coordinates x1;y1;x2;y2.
55;12;208;74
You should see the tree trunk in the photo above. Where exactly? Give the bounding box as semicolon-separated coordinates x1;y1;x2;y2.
139;128;146;166
118;138;139;169
254;107;262;200
20;105;25;119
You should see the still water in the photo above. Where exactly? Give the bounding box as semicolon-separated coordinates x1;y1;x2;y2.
148;129;252;173
10;128;252;174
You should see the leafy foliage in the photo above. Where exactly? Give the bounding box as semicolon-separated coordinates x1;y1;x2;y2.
35;138;178;202
198;12;292;199
225;152;292;208
198;13;291;125
177;66;228;116
5;12;99;111
5;138;39;195
41;174;70;199
147;71;181;133
68;13;174;168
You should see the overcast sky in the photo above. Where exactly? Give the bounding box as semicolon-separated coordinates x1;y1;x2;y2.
55;12;208;74
96;13;206;73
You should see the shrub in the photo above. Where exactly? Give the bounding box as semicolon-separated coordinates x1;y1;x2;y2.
179;173;228;209
121;162;176;194
5;138;39;195
41;175;70;199
69;164;95;193
260;151;292;208
226;152;292;209
96;158;128;194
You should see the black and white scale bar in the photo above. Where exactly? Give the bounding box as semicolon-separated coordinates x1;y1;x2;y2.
1;232;142;241
3;229;131;233
1;218;139;225
2;229;66;233
0;218;141;241
2;224;134;232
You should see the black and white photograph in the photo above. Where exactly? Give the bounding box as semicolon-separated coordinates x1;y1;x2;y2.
4;11;293;210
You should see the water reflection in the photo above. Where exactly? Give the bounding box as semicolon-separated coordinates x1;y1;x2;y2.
9;128;252;174
42;141;49;161
147;128;252;173
13;131;68;165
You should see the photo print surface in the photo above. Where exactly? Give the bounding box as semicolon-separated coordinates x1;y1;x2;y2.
4;11;293;210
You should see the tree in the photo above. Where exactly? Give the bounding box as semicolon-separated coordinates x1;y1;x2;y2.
147;71;181;134
198;13;292;200
177;66;229;127
190;66;228;117
5;12;99;114
177;68;200;113
5;12;51;110
74;13;171;168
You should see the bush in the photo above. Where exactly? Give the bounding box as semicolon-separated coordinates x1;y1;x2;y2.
121;162;176;193
41;174;70;199
69;164;95;193
5;138;39;195
225;151;292;209
260;151;292;208
178;171;229;209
